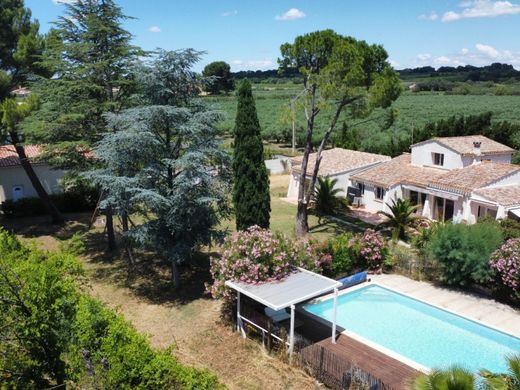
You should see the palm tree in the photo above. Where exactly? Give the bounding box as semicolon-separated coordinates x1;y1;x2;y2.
311;177;347;215
377;197;422;242
414;367;475;390
480;354;520;390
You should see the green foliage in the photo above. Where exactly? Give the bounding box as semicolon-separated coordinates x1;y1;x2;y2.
426;221;503;287
312;176;348;215
85;50;232;285
233;79;270;230
327;232;356;274
414;366;475;390
0;229;224;389
202;61;234;94
1;189;97;217
377;197;422;242
0;228;82;388
415;355;520;390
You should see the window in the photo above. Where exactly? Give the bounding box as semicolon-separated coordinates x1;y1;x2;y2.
434;197;454;221
356;182;365;195
375;186;385;200
432;153;444;166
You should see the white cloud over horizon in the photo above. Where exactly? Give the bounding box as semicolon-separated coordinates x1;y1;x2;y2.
230;59;274;71
441;0;520;22
415;43;520;69
418;11;439;21
148;26;161;33
275;8;306;21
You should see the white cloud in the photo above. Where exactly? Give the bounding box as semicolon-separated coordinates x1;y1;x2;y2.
221;10;238;17
148;26;161;33
52;0;76;4
418;11;439;20
275;8;306;21
388;59;400;68
442;0;520;22
230;59;274;71
417;53;432;61
414;44;520;69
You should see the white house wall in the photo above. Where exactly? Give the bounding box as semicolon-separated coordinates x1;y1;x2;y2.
462;153;512;166
411;142;463;169
0;165;65;203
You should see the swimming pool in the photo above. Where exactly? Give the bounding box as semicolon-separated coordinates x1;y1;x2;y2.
302;284;520;373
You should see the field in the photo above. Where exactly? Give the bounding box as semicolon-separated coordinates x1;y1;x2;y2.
206;83;520;152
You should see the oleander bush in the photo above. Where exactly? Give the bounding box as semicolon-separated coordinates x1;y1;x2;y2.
207;226;331;302
0;229;224;389
489;238;520;300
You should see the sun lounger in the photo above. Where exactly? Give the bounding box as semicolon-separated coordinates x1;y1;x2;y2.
264;307;291;323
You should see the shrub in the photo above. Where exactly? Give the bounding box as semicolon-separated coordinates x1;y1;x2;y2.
427;222;503;287
207;226;331;301
489;238;520;300
1;188;98;218
328;232;356;275
350;229;387;273
0;229;224;389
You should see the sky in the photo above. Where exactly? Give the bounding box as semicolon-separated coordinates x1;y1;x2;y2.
25;0;520;72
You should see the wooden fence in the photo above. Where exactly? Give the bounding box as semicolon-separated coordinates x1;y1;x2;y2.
296;343;397;390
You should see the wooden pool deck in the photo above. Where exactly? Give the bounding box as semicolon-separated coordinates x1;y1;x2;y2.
297;312;421;390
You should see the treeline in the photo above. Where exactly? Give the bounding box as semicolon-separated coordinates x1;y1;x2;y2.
231;68;302;84
0;230;224;389
399;63;520;82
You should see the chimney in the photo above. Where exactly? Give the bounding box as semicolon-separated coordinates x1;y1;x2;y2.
473;141;482;156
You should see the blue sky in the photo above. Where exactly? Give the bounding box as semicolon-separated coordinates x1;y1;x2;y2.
26;0;520;71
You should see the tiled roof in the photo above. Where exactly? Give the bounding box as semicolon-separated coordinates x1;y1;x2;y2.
291;148;390;176
412;135;514;156
0;145;42;168
473;185;520;207
351;154;447;189
429;162;520;194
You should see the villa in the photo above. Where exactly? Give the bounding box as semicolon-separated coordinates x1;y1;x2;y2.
287;148;390;200
345;135;520;223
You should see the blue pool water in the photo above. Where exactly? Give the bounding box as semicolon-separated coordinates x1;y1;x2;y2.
303;284;520;373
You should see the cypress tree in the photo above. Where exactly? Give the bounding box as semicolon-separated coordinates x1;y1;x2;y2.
233;79;270;230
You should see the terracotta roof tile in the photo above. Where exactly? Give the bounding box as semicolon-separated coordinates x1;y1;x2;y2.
0;145;42;168
291;148;390;176
429;162;520;194
473;185;520;207
412;135;514;156
351;154;447;189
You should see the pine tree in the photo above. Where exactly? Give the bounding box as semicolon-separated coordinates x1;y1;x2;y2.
30;0;142;249
232;79;270;230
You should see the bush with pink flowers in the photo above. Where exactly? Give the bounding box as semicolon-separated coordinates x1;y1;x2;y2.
207;226;331;301
489;238;520;299
349;229;387;272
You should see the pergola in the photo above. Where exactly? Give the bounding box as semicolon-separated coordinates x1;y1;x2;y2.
225;267;342;355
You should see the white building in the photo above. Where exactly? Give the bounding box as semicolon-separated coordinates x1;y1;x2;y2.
0;145;65;203
287;148;390;199
351;135;520;223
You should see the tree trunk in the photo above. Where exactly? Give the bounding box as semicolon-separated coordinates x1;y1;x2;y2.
105;205;116;251
171;260;181;288
295;84;317;237
10;133;64;224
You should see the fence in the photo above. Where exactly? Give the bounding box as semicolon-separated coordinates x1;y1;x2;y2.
295;342;396;390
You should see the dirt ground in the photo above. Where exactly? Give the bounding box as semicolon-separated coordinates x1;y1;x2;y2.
1;210;317;390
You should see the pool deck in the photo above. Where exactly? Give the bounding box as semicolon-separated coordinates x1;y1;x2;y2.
370;274;520;337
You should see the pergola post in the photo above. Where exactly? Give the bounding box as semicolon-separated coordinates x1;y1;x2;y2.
332;287;338;344
289;304;295;357
237;291;246;338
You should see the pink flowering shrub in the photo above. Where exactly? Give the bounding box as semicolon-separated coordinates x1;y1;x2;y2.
207;226;331;301
349;229;387;273
489;238;520;299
